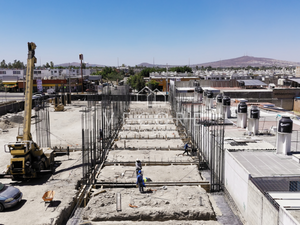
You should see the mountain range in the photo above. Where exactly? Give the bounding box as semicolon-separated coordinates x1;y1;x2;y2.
56;56;300;68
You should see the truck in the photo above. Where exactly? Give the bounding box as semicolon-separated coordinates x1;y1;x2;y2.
4;43;54;179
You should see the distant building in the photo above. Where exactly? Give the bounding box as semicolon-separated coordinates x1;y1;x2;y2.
0;68;91;80
295;67;300;77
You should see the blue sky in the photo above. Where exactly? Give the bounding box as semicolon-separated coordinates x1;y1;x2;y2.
1;0;300;66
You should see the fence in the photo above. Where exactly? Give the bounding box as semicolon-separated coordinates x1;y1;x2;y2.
169;80;225;192
81;86;130;186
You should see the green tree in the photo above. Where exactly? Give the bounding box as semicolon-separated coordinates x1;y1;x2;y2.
45;62;50;68
127;74;145;91
147;79;159;90
0;60;7;68
91;70;102;76
11;60;24;69
50;61;54;68
128;67;134;75
169;66;192;73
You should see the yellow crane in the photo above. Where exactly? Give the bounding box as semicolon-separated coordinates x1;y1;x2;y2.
5;42;54;179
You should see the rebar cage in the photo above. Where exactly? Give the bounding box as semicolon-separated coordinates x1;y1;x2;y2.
81;86;130;185
34;99;51;148
169;80;225;192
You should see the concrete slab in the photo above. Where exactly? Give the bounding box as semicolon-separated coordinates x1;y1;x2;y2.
82;187;216;222
118;131;181;139
122;125;177;130
106;150;195;163
83;221;220;225
114;139;184;149
97;165;202;183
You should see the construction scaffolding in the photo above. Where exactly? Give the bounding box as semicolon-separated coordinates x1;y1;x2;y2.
169;80;225;192
34;99;51;148
81;86;130;186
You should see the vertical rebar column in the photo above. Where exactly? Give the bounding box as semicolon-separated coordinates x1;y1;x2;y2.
116;193;121;211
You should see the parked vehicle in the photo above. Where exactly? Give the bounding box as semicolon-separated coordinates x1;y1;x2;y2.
32;94;43;99
47;88;55;94
0;182;23;212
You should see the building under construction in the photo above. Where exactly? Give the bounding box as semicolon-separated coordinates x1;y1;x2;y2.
2;78;300;225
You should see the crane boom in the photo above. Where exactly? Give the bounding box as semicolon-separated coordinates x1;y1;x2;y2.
4;42;54;179
23;42;36;141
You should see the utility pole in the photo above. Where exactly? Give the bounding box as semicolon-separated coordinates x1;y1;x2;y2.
79;54;84;93
69;64;71;94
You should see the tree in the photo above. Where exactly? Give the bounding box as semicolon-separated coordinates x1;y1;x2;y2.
127;74;145;91
50;61;54;68
169;66;192;73
91;70;102;76
0;60;7;68
45;62;50;68
128;67;134;75
147;79;159;90
10;60;24;69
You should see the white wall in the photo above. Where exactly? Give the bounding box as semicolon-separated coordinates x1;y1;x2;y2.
279;208;300;225
247;181;278;225
224;150;249;217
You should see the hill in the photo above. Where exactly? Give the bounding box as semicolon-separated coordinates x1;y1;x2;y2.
193;56;300;68
56;56;300;68
55;62;105;67
137;56;300;68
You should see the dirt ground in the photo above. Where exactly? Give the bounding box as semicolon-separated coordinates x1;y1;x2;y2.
83;221;219;225
97;165;203;183
0;100;241;225
82;186;216;222
0;100;85;225
114;139;184;149
81;102;218;224
106;150;195;163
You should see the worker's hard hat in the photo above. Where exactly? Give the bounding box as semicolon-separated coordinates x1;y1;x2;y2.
136;158;140;161
138;170;141;174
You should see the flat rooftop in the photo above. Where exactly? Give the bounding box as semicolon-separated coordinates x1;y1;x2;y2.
229;151;300;177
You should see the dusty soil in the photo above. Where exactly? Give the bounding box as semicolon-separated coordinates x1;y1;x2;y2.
0;152;82;225
97;165;203;183
82;102;215;224
0;101;85;225
114;139;184;149
82;221;219;225
106;150;195;163
82;186;216;222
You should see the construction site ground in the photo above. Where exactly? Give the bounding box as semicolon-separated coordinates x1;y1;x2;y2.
80;102;242;225
0;100;242;225
0;100;85;225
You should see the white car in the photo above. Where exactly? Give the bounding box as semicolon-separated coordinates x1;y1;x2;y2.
32;94;43;99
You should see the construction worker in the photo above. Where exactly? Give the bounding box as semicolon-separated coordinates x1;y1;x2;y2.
135;159;142;176
183;142;190;156
136;170;145;193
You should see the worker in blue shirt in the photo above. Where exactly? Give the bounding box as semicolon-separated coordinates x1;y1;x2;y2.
135;159;142;176
136;170;146;193
183;142;190;156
